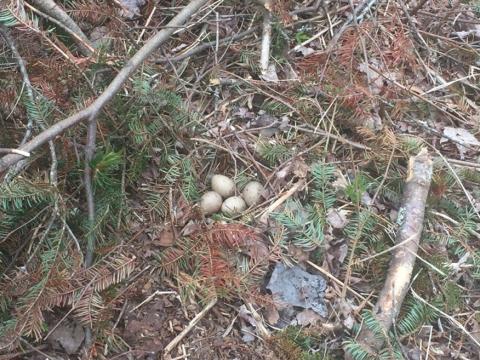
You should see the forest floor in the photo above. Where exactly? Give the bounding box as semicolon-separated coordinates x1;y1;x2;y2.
1;0;480;359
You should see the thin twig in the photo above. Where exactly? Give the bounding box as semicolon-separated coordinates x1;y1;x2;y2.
164;297;217;354
155;27;258;63
307;260;375;307
259;180;305;223
0;148;30;157
0;25;58;184
411;290;480;349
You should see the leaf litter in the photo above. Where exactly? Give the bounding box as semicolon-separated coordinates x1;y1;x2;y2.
2;0;480;359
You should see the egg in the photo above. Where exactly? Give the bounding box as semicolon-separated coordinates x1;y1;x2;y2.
242;181;264;206
211;174;236;198
221;196;247;216
199;191;222;215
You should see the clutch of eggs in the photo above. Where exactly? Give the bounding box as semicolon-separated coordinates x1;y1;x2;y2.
199;174;264;216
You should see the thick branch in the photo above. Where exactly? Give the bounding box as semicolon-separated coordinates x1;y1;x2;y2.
0;0;210;174
346;149;433;356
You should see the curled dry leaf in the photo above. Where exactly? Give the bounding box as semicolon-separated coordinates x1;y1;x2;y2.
265;302;280;325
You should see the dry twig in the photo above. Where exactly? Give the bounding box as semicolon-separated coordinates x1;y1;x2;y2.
163;298;217;355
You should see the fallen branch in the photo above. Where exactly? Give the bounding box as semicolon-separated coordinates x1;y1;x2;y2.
29;0;93;56
346;148;433;357
259;2;273;80
24;2;95;55
0;0;210;174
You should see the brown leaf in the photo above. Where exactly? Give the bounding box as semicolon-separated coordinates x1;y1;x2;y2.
292;158;309;179
156;228;175;247
295;309;322;326
287;244;310;263
265;303;280;325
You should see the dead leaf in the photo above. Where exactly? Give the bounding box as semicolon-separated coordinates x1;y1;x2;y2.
117;0;146;18
361;192;373;206
292;158;309;179
332;170;348;191
295;45;315;56
48;320;85;355
156;228;175;247
287;244;310;263
441;126;480;159
442;127;480;146
181;221;201;237
326;209;349;229
265;303;280;325
358;59;385;95
295;309;322;326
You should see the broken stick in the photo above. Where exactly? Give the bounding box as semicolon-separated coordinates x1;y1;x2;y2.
346;148;433;356
164;297;217;355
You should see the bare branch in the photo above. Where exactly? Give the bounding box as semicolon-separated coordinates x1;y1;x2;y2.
29;0;93;56
0;0;210;174
0;149;30;157
260;6;272;78
24;2;95;55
